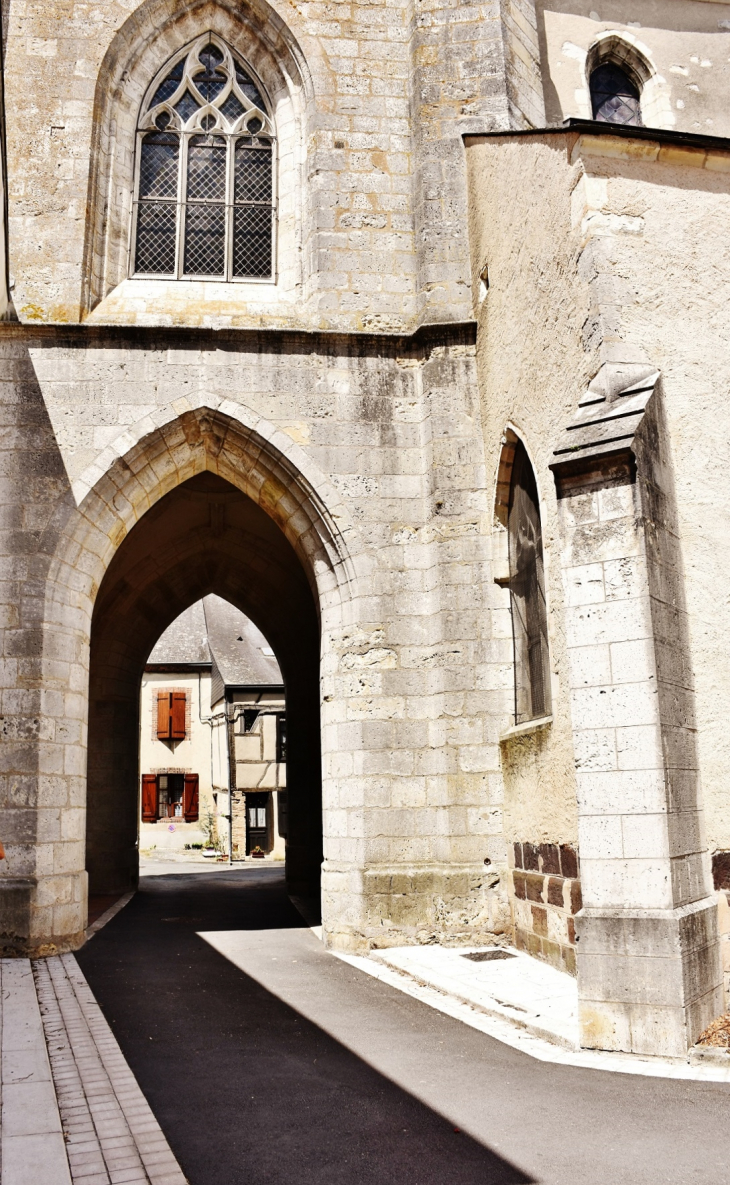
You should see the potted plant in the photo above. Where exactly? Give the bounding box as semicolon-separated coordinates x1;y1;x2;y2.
202;808;218;857
251;845;265;859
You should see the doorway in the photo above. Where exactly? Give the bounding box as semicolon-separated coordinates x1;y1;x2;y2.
85;472;322;900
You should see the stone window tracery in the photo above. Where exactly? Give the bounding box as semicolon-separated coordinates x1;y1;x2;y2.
132;34;275;281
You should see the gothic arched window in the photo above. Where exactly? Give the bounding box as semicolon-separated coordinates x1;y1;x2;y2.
132;35;275;280
590;61;643;127
508;441;551;724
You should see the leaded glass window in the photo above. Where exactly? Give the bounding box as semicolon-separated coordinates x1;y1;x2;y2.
507;442;551;724
590;61;643;127
132;35;275;280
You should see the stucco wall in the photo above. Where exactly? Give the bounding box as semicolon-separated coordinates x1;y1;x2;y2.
465;132;590;852
537;0;730;135
139;669;214;849
465;125;730;1020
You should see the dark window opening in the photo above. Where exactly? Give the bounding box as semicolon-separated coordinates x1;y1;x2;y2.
276;713;287;763
508;441;551;724
590;61;643;127
158;773;184;818
241;708;260;733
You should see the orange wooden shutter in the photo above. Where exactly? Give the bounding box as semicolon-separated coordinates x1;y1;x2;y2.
141;774;158;822
171;692;186;740
183;774;199;822
157;692;171;739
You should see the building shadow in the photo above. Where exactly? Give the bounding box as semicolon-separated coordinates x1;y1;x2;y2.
77;867;532;1185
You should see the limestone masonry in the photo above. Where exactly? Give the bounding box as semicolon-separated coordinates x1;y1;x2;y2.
2;0;730;1059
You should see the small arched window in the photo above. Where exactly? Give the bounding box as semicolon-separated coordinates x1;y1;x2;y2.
133;35;275;280
508;441;551;724
590;61;643;127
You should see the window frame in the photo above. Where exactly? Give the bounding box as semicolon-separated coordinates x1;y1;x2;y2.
589;59;644;127
129;34;278;284
506;440;552;726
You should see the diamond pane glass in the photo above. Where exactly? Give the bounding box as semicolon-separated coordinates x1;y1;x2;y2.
233;205;272;277
135;202;177;273
174;90;201;124
220;92;245;123
590;63;643;126
184;204;226;275
139;132;179;198
187;136;227;201
235;62;266;110
149;60;184;108
193;43;227;103
234;144;272;203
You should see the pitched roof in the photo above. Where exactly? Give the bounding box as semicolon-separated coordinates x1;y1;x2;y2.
202;595;282;686
146;595;282;688
146;600;211;665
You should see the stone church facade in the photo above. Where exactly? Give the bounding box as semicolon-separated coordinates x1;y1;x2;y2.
2;0;730;1059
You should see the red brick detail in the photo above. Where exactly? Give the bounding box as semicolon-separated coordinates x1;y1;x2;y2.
525;873;544;902
531;904;548;936
547;876;564;907
562;945;577;976
513;842;523;870
539;843;560;875
560;844;579;879
526;931;541;957
712;851;730;890
512;870;527;900
523;842;540;871
567;916;576;945
570;879;583;915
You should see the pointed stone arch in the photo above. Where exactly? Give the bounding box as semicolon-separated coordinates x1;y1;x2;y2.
35;405;366;950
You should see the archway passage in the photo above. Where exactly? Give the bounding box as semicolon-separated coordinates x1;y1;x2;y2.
86;472;321;900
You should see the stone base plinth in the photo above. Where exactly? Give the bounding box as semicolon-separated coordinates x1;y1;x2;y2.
321;862;510;954
0;872;88;957
576;898;723;1057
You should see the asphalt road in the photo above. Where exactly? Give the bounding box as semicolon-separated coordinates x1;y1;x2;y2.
77;865;730;1185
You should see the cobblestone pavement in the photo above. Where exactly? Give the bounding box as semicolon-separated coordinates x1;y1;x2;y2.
76;865;730;1185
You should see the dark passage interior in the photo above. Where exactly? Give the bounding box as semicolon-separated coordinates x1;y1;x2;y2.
86;472;322;899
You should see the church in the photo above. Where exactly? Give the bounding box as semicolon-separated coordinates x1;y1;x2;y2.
1;0;730;1059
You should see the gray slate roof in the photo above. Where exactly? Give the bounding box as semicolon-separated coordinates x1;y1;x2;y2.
146;595;282;687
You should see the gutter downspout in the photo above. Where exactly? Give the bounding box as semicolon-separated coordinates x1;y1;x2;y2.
225;696;235;864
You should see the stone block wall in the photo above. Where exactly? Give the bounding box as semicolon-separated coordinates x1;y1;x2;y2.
712;852;730;1008
510;841;580;975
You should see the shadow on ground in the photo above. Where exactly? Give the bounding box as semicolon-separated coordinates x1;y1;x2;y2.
76;867;532;1185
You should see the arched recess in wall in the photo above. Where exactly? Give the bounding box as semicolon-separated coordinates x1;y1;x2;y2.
493;428;551;727
41;406;364;908
585;32;673;131
81;0;315;314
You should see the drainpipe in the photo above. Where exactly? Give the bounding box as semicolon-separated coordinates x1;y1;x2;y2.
225;696;236;865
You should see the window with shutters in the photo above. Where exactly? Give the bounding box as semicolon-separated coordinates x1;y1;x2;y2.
507;441;551;724
156;690;187;741
132;34;275;281
141;772;199;822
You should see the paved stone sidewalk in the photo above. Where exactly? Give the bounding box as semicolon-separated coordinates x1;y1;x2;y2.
336;943;730;1083
1;956;187;1185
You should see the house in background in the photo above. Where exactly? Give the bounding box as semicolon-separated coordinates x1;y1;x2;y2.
140;595;286;859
